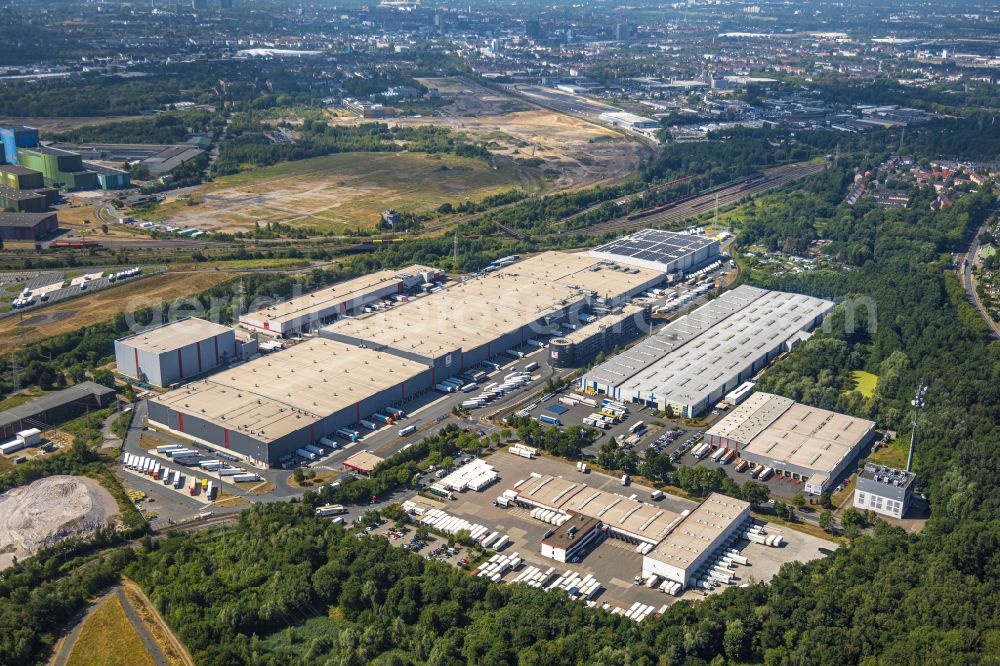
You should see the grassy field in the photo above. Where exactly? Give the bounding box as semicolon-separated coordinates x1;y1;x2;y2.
66;595;157;666
870;439;909;469
848;370;879;397
122;580;194;666
0;387;49;411
166;258;312;272
0;271;234;355
145;152;536;233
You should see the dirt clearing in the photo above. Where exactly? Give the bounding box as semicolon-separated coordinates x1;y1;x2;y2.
338;77;647;191
149;151;532;234
0;475;120;569
0;271;233;355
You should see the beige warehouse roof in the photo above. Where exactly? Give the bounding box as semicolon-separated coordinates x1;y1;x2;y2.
343;450;385;473
149;338;429;443
513;474;684;543
322;252;660;358
647;493;749;571
118;317;232;354
706;392;795;444
242;265;438;326
739;399;876;475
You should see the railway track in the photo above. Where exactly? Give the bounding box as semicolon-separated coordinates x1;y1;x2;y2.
559;160;829;238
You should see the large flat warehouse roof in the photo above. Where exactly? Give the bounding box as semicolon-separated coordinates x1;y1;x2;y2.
718;393;876;476
149;338;429;443
241;265;438;327
321;252;661;359
117;317;233;354
646;493;749;571
619;289;834;408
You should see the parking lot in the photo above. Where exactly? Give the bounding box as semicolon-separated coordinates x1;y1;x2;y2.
422;450;833;612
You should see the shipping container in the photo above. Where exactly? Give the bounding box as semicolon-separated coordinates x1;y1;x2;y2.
156;444;182;453
232;473;260;483
628;421;646;434
538;414;561;425
174;474;185;489
315;504;347;516
524;361;539;372
319;437;337;448
758;467;774;481
359;419;378;430
305;444;324;456
398;425;416;437
296;448;317;460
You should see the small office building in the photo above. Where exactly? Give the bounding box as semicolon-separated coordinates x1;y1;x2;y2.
854;463;914;519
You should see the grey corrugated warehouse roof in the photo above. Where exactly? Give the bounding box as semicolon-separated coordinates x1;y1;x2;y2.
0;382;115;430
585;285;767;390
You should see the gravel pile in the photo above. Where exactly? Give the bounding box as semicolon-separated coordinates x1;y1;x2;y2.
0;475;120;569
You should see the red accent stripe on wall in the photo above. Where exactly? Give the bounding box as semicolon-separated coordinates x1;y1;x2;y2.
431;367;435;384
356;403;361;421
134;348;139;377
224;429;229;448
177;349;184;378
214;336;219;365
177;413;184;432
196;341;203;373
310;423;315;442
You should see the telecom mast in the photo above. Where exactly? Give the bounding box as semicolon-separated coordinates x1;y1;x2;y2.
906;384;928;472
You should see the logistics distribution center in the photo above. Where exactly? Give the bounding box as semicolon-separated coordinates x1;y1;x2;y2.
238;265;442;337
508;473;750;589
580;286;834;417
147;251;669;466
704;392;877;495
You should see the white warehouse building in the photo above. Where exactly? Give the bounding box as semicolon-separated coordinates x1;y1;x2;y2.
580;286;834;417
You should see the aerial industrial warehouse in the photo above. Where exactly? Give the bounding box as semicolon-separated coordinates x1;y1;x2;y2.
238;264;441;337
115;318;240;388
510;473;688;546
146;251;664;466
581;286;834;416
508;474;750;589
319;252;664;374
705;392;877;495
641;493;751;587
588;228;720;274
147;339;432;466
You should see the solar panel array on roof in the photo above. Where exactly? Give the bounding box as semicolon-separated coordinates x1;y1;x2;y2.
589;229;720;273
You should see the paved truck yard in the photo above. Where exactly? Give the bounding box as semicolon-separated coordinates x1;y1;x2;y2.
408;450;833;612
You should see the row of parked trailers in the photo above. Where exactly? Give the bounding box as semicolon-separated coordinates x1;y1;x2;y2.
582;398;629;429
745;523;784;547
618;601;669;623
123;453;223;499
474;552;523;583
418;508;512;551
460;372;532;410
138;448;261;483
529;506;571;527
